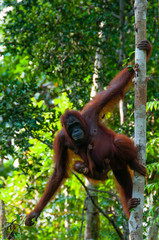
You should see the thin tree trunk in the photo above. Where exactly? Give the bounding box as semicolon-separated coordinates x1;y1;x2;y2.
84;23;104;239
119;0;125;66
84;71;100;240
0;200;8;239
64;187;69;238
84;180;99;240
119;0;126;125
0;159;8;239
0;200;8;240
123;225;129;240
147;194;159;240
129;1;147;239
119;2;129;237
90;22;104;98
119;100;125;125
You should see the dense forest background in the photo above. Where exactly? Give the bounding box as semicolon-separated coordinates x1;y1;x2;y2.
0;0;158;239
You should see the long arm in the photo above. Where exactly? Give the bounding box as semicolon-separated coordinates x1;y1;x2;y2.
25;130;69;226
83;67;134;117
81;40;152;120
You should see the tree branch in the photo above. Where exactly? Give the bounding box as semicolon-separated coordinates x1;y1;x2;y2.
87;187;119;199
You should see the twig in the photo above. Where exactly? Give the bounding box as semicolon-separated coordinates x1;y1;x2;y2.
25;127;53;149
111;12;120;19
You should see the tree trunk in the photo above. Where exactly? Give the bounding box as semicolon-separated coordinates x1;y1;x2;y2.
0;159;8;239
119;0;125;66
147;194;159;240
90;22;104;98
84;23;104;239
0;200;8;239
129;1;147;239
64;187;70;238
119;3;129;238
84;180;99;240
123;224;129;240
119;0;126;125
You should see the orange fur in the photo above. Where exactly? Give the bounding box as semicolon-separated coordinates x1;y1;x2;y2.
115;167;133;218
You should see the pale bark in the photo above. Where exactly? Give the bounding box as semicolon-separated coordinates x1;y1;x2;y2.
119;3;129;237
147;194;159;240
84;180;99;240
119;0;126;125
90;50;102;98
84;23;104;240
0;159;8;239
119;99;125;125
90;22;104;98
64;187;69;238
129;1;147;239
0;200;8;239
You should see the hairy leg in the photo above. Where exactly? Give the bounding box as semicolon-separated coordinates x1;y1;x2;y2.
113;167;140;218
114;134;147;176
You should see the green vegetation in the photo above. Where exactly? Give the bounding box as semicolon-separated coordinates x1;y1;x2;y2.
0;0;158;239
